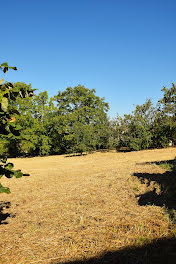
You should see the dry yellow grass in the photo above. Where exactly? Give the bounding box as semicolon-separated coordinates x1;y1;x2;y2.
0;148;176;264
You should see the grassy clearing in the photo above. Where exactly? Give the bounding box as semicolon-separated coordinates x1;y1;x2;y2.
0;148;176;263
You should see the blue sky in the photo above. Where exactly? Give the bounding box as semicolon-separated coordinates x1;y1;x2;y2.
1;0;176;117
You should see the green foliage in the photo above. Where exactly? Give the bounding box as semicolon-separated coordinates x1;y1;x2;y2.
0;137;8;155
0;156;23;194
3;85;109;156
6;87;52;156
112;84;176;151
53;85;109;154
157;83;176;145
114;99;155;151
1;63;176;164
0;62;34;193
159;84;176;114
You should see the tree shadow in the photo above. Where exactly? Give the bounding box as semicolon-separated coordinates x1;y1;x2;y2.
97;149;110;153
133;159;176;221
136;159;176;168
116;147;132;153
0;201;12;225
50;159;176;264
65;153;87;158
134;171;176;210
51;236;176;264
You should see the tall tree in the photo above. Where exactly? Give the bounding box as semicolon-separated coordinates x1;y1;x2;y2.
156;83;176;145
13;86;52;156
53;85;109;154
115;99;155;151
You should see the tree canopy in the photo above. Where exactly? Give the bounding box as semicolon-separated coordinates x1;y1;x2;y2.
1;68;176;164
0;63;34;193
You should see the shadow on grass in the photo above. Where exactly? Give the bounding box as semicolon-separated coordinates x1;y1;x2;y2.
65;153;87;158
51;236;176;264
116;147;132;153
49;158;176;264
137;159;176;169
134;171;176;209
0;201;11;225
134;159;176;211
134;170;176;209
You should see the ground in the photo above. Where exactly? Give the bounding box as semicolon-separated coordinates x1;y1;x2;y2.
0;148;176;264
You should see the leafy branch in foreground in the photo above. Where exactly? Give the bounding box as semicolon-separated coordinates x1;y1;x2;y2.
0;62;34;193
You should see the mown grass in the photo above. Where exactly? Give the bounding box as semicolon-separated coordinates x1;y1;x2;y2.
157;158;176;171
0;148;176;264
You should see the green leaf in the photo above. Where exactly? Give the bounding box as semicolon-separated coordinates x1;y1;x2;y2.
23;135;30;140
1;97;8;112
4;163;14;170
1;157;7;163
15;125;22;130
14;170;23;178
0;62;8;67
0;183;10;194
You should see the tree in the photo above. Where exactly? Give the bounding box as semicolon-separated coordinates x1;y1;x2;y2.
0;62;34;194
13;87;52;156
115;99;155;151
157;83;176;145
53;85;109;154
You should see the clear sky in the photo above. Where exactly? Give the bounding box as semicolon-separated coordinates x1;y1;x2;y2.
1;0;176;117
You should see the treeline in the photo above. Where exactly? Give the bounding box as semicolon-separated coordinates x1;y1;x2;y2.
0;82;176;157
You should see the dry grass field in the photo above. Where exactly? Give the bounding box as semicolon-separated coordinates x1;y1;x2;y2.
0;148;176;264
